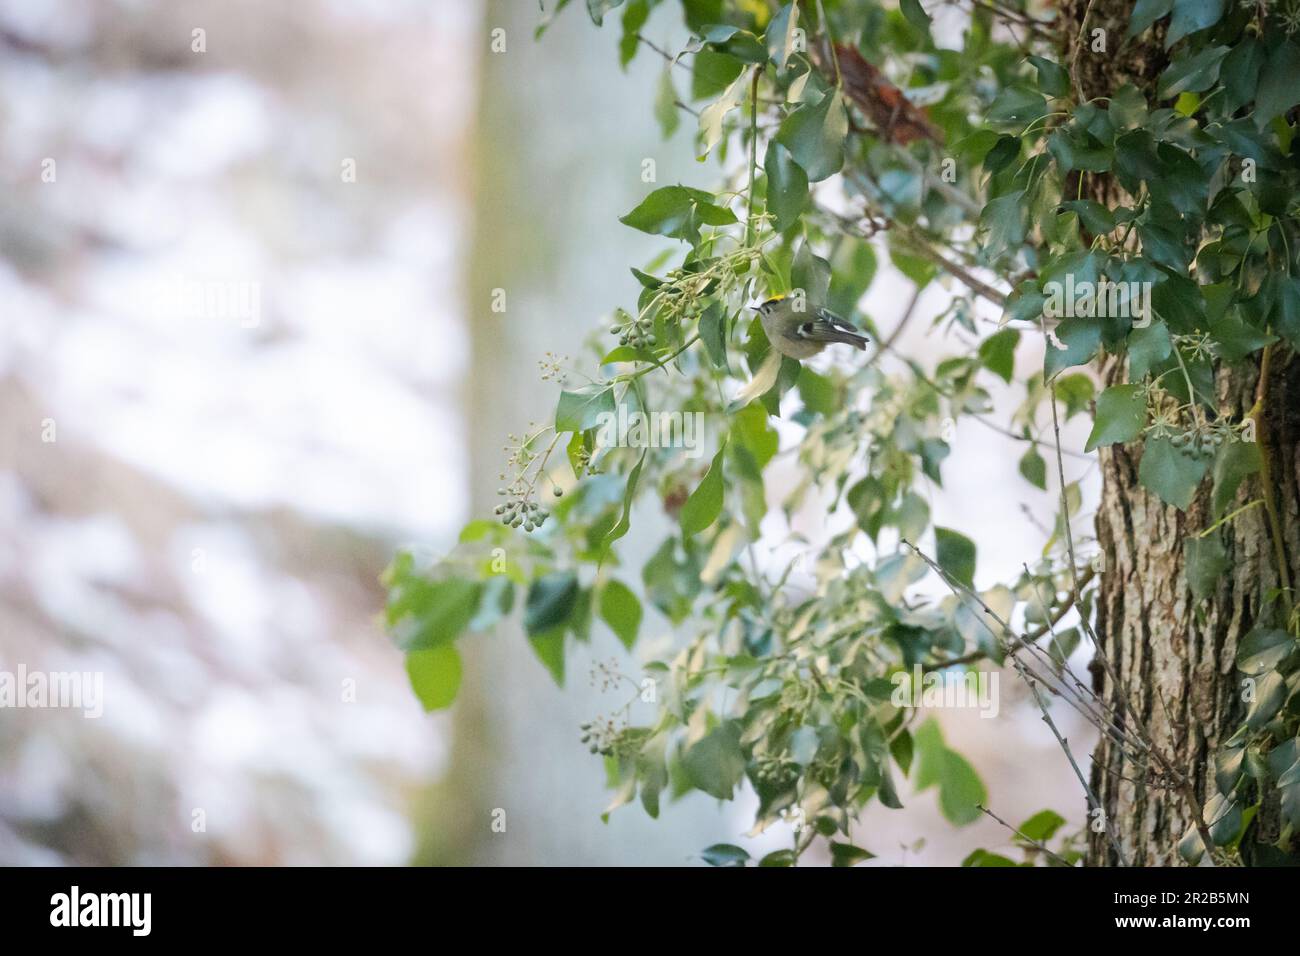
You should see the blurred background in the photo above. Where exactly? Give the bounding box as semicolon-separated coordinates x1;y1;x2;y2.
0;0;1095;865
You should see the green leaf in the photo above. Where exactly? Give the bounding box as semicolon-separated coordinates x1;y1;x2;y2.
619;185;737;243
602;450;646;557
586;0;626;27
680;440;727;535
1127;320;1172;380
764;139;808;232
528;628;566;686
389;576;482;651
699;843;749;867
598;578;642;650
1027;55;1069;98
1236;627;1295;676
934;526;977;588
1044;319;1102;380
987;87;1047;129
979;190;1027;260
555;384;616;433
697;69;748;160
698;300;729;369
776;88;847;182
1165;0;1224;48
524;571;580;635
1211;439;1261;518
765;0;800;69
758;849;796;867
1055;373;1095;417
691;48;743;100
1058;200;1114;237
405;645;463;711
1016;809;1066;845
1221;37;1264;112
1272;276;1300;351
830;842;876;867
1138;436;1208;509
618;0;649;68
1127;0;1173;38
683;720;745;799
1085;384;1147;452
654;67;681;139
1157;45;1228;99
1019;446;1047;490
978;328;1019;383
899;0;932;36
913;719;987;826
1184;535;1229;602
1256;41;1300;129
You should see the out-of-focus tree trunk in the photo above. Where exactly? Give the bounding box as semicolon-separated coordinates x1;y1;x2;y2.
1057;0;1300;865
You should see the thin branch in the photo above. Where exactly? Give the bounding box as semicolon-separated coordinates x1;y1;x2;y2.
977;804;1074;867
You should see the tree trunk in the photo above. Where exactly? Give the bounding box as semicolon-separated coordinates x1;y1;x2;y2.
1056;0;1300;866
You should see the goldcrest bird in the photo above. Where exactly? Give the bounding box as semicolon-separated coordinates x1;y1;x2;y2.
755;295;870;359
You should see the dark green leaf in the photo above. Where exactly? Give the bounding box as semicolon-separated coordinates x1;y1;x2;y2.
764;139;808;232
699;843;749;867
935;527;977;588
599;578;642;649
1085;383;1147;452
776;88;848;182
1138;436;1208;509
524;571;580;635
680;440;727;535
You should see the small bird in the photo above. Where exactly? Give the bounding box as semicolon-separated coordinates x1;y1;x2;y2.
755;295;870;359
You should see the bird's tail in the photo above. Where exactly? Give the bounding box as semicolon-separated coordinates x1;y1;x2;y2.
814;329;869;350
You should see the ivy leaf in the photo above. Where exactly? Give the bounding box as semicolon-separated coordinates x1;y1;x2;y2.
899;0;932;37
697;69;749;161
601;450;646;558
1019;446;1047;490
598;578;642;650
830;842;876;867
619;185;737;243
1055;373;1095;417
698;301;729;369
1256;41;1300;130
987;87;1047;129
586;0;626;26
405;646;463;711
524;571;580;635
1157;45;1229;100
1085;384;1147;452
1127;320;1172;380
1184;536;1229;602
683;720;745;799
776;88;847;182
1165;0;1225;49
528;628;566;686
555;384;616;433
618;0;648;68
765;0;800;69
389;576;482;651
700;843;750;867
978;328;1019;383
1138;436;1208;509
914;718;987;826
1027;55;1069;98
979;190;1027;260
1044;319;1102;380
1058;199;1114;237
1211;439;1261;519
1271;276;1300;351
654;67;681;139
1016;809;1066;845
764;139;809;232
681;440;727;536
1127;0;1173;38
1236;627;1295;676
1221;37;1264;112
935;527;977;588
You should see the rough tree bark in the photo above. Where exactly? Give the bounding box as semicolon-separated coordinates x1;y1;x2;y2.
1058;0;1300;866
